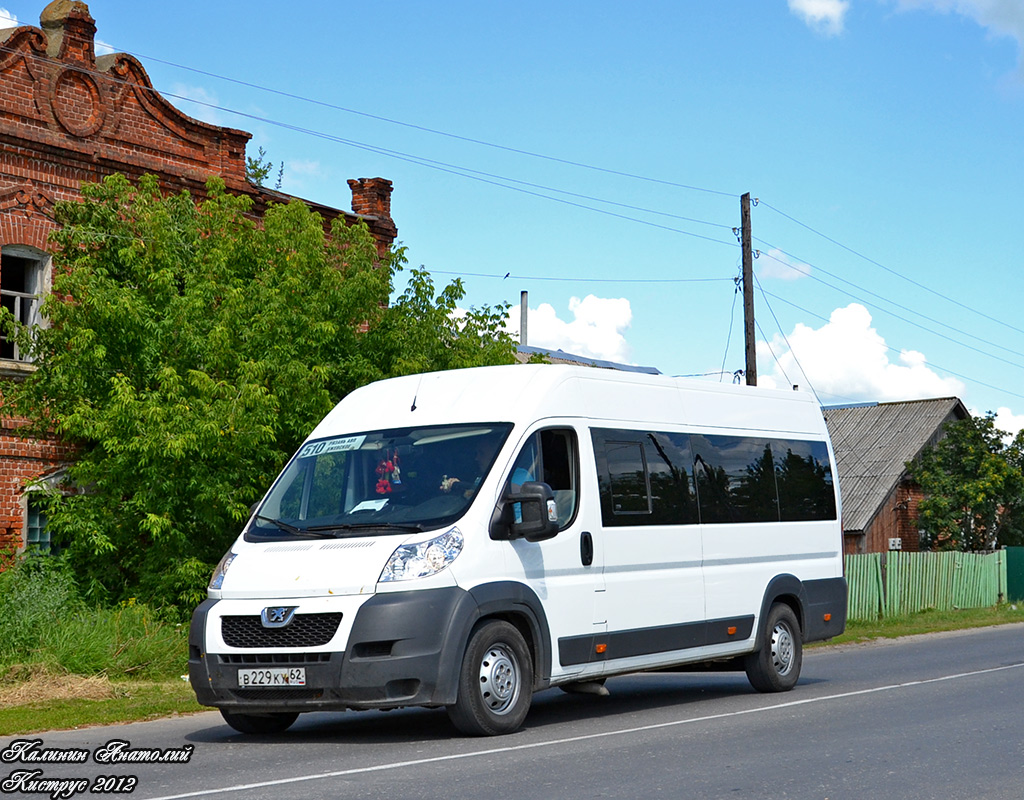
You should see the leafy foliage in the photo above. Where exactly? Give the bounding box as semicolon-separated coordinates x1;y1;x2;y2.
907;414;1024;551
4;173;515;608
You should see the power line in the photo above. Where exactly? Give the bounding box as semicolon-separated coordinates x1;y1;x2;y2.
430;270;732;284
759;288;1024;402
753;273;814;399
111;46;740;199
0;37;740;248
755;249;1024;372
755;243;1024;361
142;86;742;248
758;199;1024;339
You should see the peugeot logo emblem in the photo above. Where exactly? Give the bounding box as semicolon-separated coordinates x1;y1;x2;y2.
261;606;297;628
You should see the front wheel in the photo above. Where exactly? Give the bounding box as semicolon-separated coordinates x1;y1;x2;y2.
744;603;802;693
446;620;533;736
220;710;299;735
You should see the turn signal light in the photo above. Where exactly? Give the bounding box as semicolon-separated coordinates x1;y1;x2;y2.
727;626;737;635
595;643;607;654
824;613;832;622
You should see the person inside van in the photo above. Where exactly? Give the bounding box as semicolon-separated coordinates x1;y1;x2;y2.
440;434;502;498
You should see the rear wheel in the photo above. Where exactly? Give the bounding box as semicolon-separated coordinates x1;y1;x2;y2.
220;710;299;735
744;603;802;693
447;620;533;736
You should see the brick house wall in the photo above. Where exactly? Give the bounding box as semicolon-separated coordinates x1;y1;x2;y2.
0;1;397;555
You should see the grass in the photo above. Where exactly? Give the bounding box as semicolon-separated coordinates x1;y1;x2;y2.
0;553;202;736
820;602;1024;646
0;677;203;736
1;604;1023;736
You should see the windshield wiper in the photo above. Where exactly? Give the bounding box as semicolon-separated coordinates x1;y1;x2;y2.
253;515;334;538
305;522;426;534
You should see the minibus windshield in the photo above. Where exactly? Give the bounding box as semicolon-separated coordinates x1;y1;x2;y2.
247;423;513;540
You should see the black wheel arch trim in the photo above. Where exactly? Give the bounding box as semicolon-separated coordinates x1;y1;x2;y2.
465;581;553;690
756;574;848;648
756;574;808;650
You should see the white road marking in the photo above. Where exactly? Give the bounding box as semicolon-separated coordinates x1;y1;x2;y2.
145;662;1024;800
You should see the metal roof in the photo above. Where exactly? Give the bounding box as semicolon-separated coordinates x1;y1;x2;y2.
515;345;661;374
823;397;968;533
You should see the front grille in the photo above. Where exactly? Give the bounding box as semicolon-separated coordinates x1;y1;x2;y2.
221;613;343;648
218;652;332;665
232;688;324;701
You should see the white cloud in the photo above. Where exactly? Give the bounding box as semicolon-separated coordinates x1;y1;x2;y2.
506;295;634;364
757;248;812;281
993;406;1024;440
95;38;115;56
789;0;851;36
892;0;1024;67
758;303;965;401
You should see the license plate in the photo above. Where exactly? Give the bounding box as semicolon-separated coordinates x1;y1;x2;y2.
237;667;306;687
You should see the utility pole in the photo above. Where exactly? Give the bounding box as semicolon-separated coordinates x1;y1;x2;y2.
520;291;528;346
741;192;757;386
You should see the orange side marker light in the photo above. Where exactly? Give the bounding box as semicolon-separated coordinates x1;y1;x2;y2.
824;613;832;622
595;643;607;654
727;626;737;636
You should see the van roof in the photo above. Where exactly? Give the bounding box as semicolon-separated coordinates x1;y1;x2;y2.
310;365;828;441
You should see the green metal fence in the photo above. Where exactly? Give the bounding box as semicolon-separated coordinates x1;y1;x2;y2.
845;550;1007;622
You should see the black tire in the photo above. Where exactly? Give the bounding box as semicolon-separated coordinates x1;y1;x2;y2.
446;620;533;736
744;603;802;693
220;709;299;735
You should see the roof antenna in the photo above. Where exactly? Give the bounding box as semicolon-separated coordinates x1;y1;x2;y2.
410;374;423;412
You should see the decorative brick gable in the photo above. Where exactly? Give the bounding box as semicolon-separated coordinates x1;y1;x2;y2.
0;1;397;554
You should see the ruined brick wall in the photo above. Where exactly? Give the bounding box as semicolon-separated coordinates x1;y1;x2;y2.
0;1;396;552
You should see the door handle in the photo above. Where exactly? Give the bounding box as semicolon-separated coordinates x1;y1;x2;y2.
580;531;594;567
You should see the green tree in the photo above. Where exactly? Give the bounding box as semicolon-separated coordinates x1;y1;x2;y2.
907;414;1024;551
2;173;514;609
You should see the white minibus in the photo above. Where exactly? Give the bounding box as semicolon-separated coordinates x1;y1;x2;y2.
189;364;846;736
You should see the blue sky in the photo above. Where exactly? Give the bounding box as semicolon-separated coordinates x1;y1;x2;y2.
4;0;1024;435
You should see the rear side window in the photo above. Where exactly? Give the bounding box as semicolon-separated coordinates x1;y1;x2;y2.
593;429;836;526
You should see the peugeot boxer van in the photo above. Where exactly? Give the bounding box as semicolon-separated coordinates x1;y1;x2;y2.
189;364;846;736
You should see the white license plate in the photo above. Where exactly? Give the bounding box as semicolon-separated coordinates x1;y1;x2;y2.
238;667;306;687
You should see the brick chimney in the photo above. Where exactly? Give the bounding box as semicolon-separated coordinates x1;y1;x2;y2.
348;178;393;220
41;0;96;66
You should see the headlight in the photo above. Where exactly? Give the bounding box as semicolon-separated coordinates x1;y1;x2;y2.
380;528;463;582
208;551;237;590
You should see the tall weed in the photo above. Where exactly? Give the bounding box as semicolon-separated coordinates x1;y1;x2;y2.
0;555;187;679
0;553;82;667
39;601;187;679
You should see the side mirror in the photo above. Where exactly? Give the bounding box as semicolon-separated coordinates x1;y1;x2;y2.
490;481;559;542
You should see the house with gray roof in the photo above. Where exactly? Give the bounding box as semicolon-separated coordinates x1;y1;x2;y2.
823;398;969;555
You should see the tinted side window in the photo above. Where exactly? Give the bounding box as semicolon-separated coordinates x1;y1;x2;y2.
592;429;697;526
774;440;837;521
691;435;779;523
691;434;836;524
606;441;651;514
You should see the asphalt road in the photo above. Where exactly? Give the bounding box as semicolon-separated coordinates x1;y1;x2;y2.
4;624;1023;800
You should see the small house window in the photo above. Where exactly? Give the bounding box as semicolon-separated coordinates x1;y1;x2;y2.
1;245;48;362
24;494;52;553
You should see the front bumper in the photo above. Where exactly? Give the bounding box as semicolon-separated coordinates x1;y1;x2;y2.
189;586;475;713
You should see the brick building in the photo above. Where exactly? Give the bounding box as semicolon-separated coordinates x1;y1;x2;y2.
824;397;969;555
0;1;397;554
